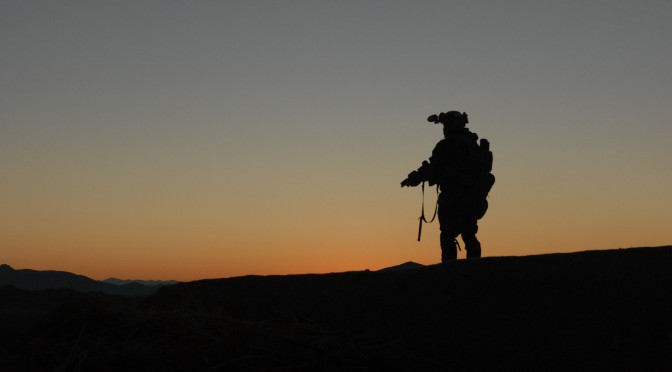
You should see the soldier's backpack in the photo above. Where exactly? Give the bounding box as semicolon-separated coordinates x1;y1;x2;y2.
475;138;495;198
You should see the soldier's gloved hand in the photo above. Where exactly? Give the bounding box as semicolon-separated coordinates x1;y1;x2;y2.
401;174;422;187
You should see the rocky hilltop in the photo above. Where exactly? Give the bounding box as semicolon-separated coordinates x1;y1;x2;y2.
1;246;671;371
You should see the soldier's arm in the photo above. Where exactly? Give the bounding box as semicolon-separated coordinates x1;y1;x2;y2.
401;161;430;187
401;141;446;187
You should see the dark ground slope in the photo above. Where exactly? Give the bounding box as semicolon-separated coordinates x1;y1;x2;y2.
1;246;671;371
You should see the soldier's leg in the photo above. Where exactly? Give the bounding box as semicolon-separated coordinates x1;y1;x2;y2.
461;220;481;258
438;201;459;262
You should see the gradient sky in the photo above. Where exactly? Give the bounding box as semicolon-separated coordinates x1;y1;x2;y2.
2;1;671;281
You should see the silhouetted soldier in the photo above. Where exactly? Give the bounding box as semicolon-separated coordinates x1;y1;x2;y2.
401;111;494;262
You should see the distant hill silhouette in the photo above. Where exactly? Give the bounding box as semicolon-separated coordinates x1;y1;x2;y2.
0;264;165;296
377;260;425;272
103;278;180;287
1;246;671;371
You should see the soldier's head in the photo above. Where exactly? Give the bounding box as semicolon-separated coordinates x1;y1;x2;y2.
427;111;469;136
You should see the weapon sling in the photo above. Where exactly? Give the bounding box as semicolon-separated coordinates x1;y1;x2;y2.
417;181;439;241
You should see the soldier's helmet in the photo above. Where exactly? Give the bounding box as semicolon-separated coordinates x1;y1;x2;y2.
427;111;469;127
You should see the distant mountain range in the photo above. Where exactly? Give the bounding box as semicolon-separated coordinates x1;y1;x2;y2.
0;264;177;296
0;260;419;296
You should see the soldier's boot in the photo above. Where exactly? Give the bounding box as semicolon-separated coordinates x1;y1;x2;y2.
463;236;481;259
